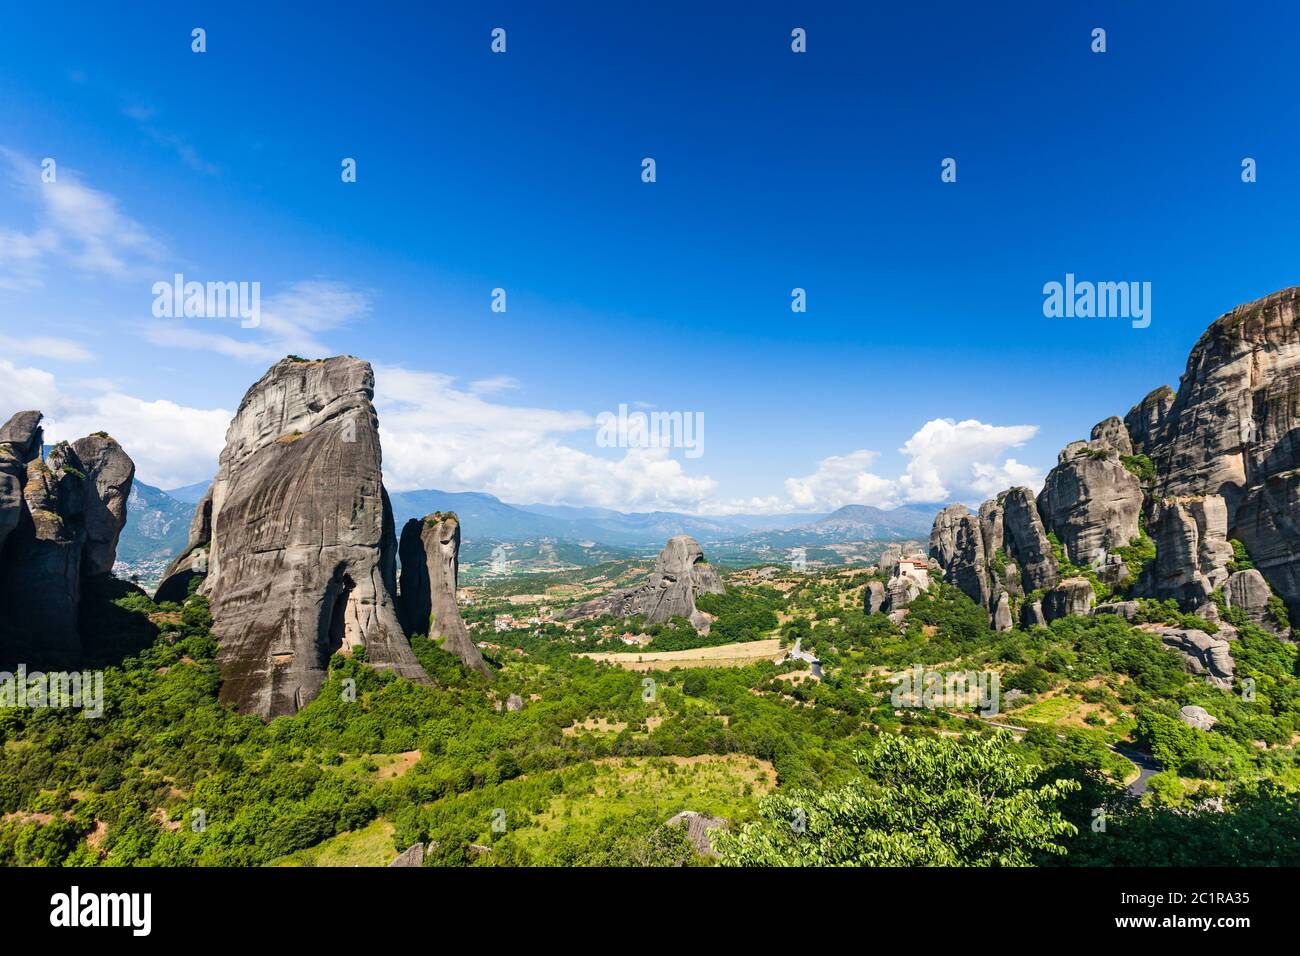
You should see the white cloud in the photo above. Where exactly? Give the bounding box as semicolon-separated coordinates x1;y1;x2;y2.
896;418;1041;504
374;365;718;511
777;418;1044;513
144;279;372;364
0;148;167;287
0;335;93;362
0;357;227;489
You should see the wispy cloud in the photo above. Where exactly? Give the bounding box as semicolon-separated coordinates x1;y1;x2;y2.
0;147;168;287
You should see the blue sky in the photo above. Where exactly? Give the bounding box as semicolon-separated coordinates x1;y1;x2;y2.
1;1;1297;512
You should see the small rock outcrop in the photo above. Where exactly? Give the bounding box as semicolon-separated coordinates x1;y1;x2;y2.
1178;704;1218;731
178;357;428;717
864;580;885;615
1224;568;1277;631
1143;624;1236;689
397;513;492;678
389;843;426;867
666;810;726;859
1042;577;1095;623
559;535;724;631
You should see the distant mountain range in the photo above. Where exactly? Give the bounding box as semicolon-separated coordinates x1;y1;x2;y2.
115;483;941;583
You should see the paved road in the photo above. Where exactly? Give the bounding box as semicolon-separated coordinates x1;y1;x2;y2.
981;719;1162;796
1113;747;1161;796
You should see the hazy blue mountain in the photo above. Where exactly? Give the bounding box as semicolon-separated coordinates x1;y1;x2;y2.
114;481;195;588
387;489;938;548
162;480;212;504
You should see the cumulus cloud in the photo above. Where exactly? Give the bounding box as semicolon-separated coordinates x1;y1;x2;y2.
0;335;93;362
0;357;228;489
374;365;719;511
776;418;1044;512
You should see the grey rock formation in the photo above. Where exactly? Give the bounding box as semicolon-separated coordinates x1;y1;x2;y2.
560;535;724;631
1146;495;1231;607
70;434;135;577
389;843;426;867
1090;415;1134;456
864;580;885;615
1042;577;1095;623
1037;443;1142;567
397;513;490;677
977;499;1005;563
1093;600;1140;622
153;486;212;603
1143;624;1235;689
0;411;43;559
1124;386;1174;457
667;810;726;859
1142;289;1300;617
991;590;1013;632
1020;600;1046;629
0;444;87;666
1178;704;1218;731
926;509;965;571
505;692;524;712
1002;488;1058;593
1224;568;1275;630
193;356;428;717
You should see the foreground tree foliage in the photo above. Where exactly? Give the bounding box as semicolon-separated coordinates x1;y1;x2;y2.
714;733;1079;866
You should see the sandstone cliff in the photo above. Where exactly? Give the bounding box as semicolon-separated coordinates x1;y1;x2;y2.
0;412;136;668
397;513;492;678
177;356;428;717
560;535;724;631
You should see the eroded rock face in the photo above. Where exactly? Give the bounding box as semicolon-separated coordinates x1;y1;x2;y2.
197;357;428;717
0;445;86;666
1224;568;1276;630
1042;577;1095;623
1090;416;1134;456
1146;495;1231;608
559;535;724;631
1142;624;1235;689
1002;488;1058;593
1124;386;1175;458
1143;289;1300;615
0;411;43;559
1037;444;1142;567
991;591;1013;632
70;434;135;577
398;513;491;678
927;507;966;571
943;513;990;609
864;580;885;615
0;413;137;668
153;486;212;604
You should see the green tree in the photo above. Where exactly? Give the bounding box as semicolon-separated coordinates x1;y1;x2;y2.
715;732;1078;866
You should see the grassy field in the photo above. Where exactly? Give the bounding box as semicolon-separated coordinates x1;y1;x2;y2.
515;754;776;851
580;638;784;671
270;819;398;867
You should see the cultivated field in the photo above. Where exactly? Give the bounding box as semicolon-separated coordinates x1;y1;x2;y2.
579;638;784;671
